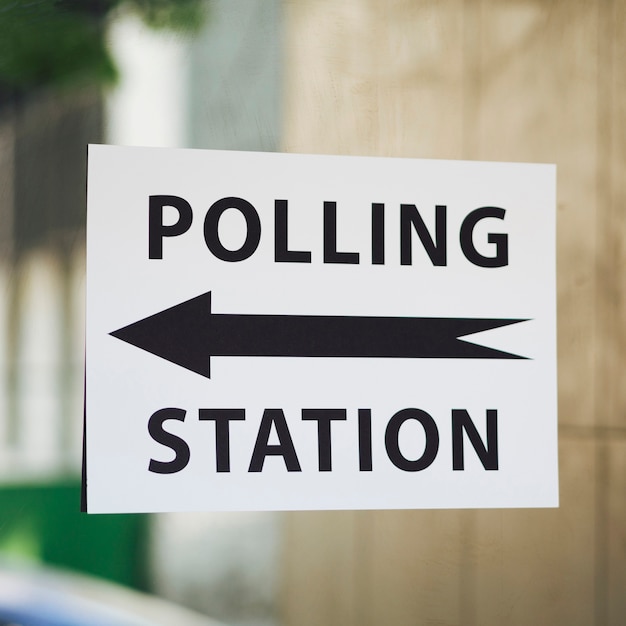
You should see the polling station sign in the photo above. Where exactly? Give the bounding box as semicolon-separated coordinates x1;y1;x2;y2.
84;145;557;513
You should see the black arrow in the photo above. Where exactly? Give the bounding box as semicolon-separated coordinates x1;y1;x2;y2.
110;291;529;378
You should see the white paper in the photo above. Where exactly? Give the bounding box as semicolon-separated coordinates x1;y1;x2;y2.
85;145;557;513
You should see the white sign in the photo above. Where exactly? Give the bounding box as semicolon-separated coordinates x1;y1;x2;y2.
85;145;557;513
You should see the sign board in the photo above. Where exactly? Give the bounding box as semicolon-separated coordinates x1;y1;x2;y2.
85;145;557;513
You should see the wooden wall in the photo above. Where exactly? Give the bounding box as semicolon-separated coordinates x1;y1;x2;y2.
280;1;626;624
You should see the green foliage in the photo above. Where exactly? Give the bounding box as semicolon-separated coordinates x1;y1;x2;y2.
126;0;205;32
0;1;116;89
0;0;205;93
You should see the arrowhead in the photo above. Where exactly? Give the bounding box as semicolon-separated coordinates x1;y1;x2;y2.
110;291;213;378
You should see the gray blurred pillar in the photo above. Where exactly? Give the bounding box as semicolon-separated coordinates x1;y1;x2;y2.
186;0;282;152
0;89;101;467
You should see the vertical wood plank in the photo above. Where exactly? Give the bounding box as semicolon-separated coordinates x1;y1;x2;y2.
472;0;599;429
603;3;626;621
283;0;465;160
366;0;465;159
598;0;626;430
611;2;626;430
359;510;464;626
468;2;602;622
283;0;379;157
473;439;596;625
282;3;468;625
282;511;359;626
607;439;626;625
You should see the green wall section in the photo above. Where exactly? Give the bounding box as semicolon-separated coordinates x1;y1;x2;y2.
0;481;148;589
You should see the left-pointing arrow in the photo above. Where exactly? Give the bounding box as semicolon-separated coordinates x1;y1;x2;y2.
110;291;529;378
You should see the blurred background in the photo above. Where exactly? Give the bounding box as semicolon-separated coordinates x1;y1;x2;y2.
0;1;624;625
